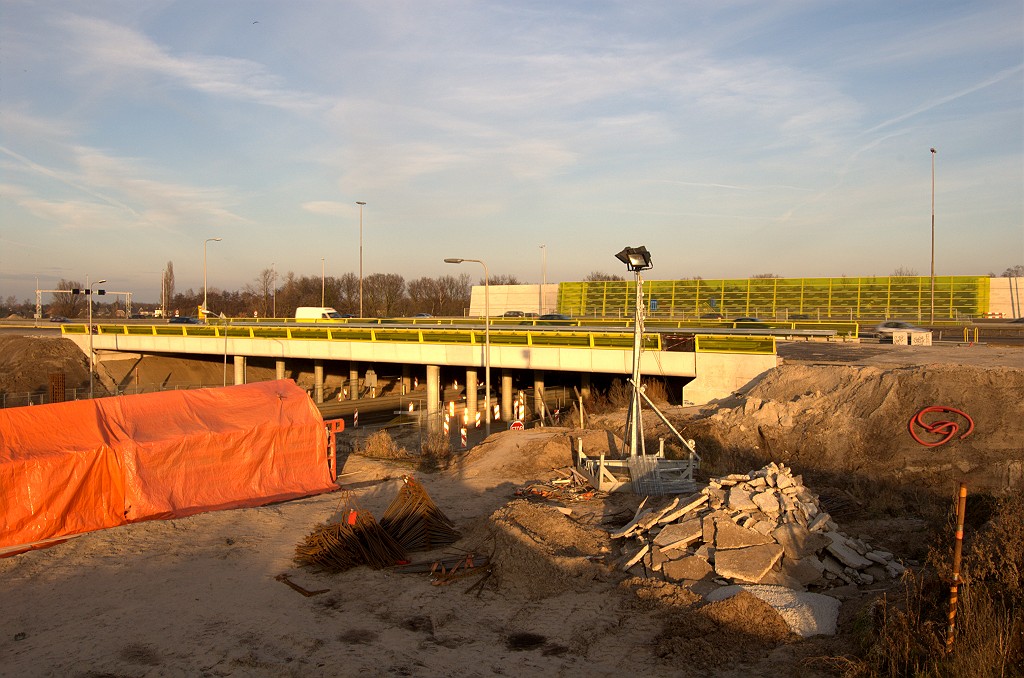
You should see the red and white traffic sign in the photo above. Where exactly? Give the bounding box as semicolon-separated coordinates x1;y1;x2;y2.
509;420;525;431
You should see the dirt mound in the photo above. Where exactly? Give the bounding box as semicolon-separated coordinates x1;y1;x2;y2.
0;336;90;398
653;590;796;667
488;499;612;597
688;363;1024;494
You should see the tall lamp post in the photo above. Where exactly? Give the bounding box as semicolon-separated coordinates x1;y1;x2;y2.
88;275;107;399
203;237;222;319
615;245;653;457
539;244;547;315
356;201;366;317
271;262;277;318
930;147;937;324
321;257;326;307
445;257;490;436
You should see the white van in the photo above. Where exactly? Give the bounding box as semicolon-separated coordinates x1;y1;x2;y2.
295;306;345;321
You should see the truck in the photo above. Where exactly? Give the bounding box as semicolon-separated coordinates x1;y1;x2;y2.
295;306;345;321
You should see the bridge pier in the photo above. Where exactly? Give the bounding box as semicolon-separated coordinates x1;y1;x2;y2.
275;359;286;381
314;361;324;403
501;370;513;421
533;370;545;422
580;372;591;399
349;362;359;400
426;365;441;432
401;365;411;395
466;368;478;426
233;356;246;385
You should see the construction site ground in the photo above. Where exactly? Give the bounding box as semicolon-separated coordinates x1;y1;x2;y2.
0;335;1021;676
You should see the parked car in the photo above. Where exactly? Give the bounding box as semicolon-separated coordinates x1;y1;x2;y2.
168;316;201;325
733;317;771;328
48;316;70;323
502;310;525;318
700;313;724;319
873;320;926;336
413;313;432;318
538;313;573;322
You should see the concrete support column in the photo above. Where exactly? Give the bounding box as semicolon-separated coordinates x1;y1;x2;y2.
426;365;441;433
233;356;246;385
401;365;411;395
275;359;286;381
349;362;359;400
314;360;324;404
580;372;591;400
501;369;513;421
533;370;545;422
465;368;478;425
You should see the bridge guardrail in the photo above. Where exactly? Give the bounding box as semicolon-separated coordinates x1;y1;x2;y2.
62;324;778;355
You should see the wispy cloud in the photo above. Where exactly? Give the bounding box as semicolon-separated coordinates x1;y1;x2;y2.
55;14;334;113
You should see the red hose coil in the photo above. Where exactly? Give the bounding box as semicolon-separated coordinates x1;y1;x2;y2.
908;406;975;447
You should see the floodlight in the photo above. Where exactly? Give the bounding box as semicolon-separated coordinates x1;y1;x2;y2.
615;246;652;271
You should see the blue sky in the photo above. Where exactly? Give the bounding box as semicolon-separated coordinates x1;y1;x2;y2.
1;1;1021;303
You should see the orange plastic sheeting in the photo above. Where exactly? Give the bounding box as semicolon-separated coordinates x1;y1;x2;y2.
1;380;333;554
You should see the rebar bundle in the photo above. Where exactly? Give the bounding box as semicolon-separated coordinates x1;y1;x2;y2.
295;499;406;572
380;475;460;552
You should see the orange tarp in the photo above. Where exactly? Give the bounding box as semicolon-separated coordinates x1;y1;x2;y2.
1;380;335;555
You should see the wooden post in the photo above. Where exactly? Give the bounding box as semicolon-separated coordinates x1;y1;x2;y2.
945;482;968;654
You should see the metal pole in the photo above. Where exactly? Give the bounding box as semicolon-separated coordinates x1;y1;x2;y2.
626;270;644;456
357;201;366;317
539;244;546;315
945;482;967;654
271;263;276;318
321;257;325;307
931;147;936;324
88;276;106;399
203;237;221;318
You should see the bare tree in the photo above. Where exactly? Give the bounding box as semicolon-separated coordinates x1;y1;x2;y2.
51;279;85;317
363;273;406;317
1000;264;1024;277
242;268;276;317
487;274;521;285
584;271;625;282
163;262;175;309
407;273;471;316
891;266;918;276
750;273;781;279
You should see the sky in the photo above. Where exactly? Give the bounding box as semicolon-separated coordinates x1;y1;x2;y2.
1;1;1022;303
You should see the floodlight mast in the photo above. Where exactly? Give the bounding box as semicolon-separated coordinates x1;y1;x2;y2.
615;246;652;457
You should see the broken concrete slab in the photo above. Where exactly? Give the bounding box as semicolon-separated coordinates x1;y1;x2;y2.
752;491;781;515
653;518;703;550
824;532;873;570
781;555;826;586
772;523;831;560
713;543;784;582
726;486;759;511
714;519;774;550
657;492;707;523
662;555;713;582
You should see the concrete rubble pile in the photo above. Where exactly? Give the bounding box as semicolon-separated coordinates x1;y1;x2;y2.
611;462;906;590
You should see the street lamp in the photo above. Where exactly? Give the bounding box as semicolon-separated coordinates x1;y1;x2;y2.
88;275;107;399
539;244;547;315
930;148;937;324
615;246;653;457
203;237;222;319
445;257;490;436
321;256;325;307
356;201;366;317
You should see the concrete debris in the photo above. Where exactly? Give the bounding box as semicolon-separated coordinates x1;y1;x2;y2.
609;462;906;593
707;585;841;637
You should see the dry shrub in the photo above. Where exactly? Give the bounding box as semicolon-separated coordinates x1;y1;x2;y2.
360;430;408;459
419;427;453;472
606;379;629;408
641;378;669;404
846;494;1024;677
